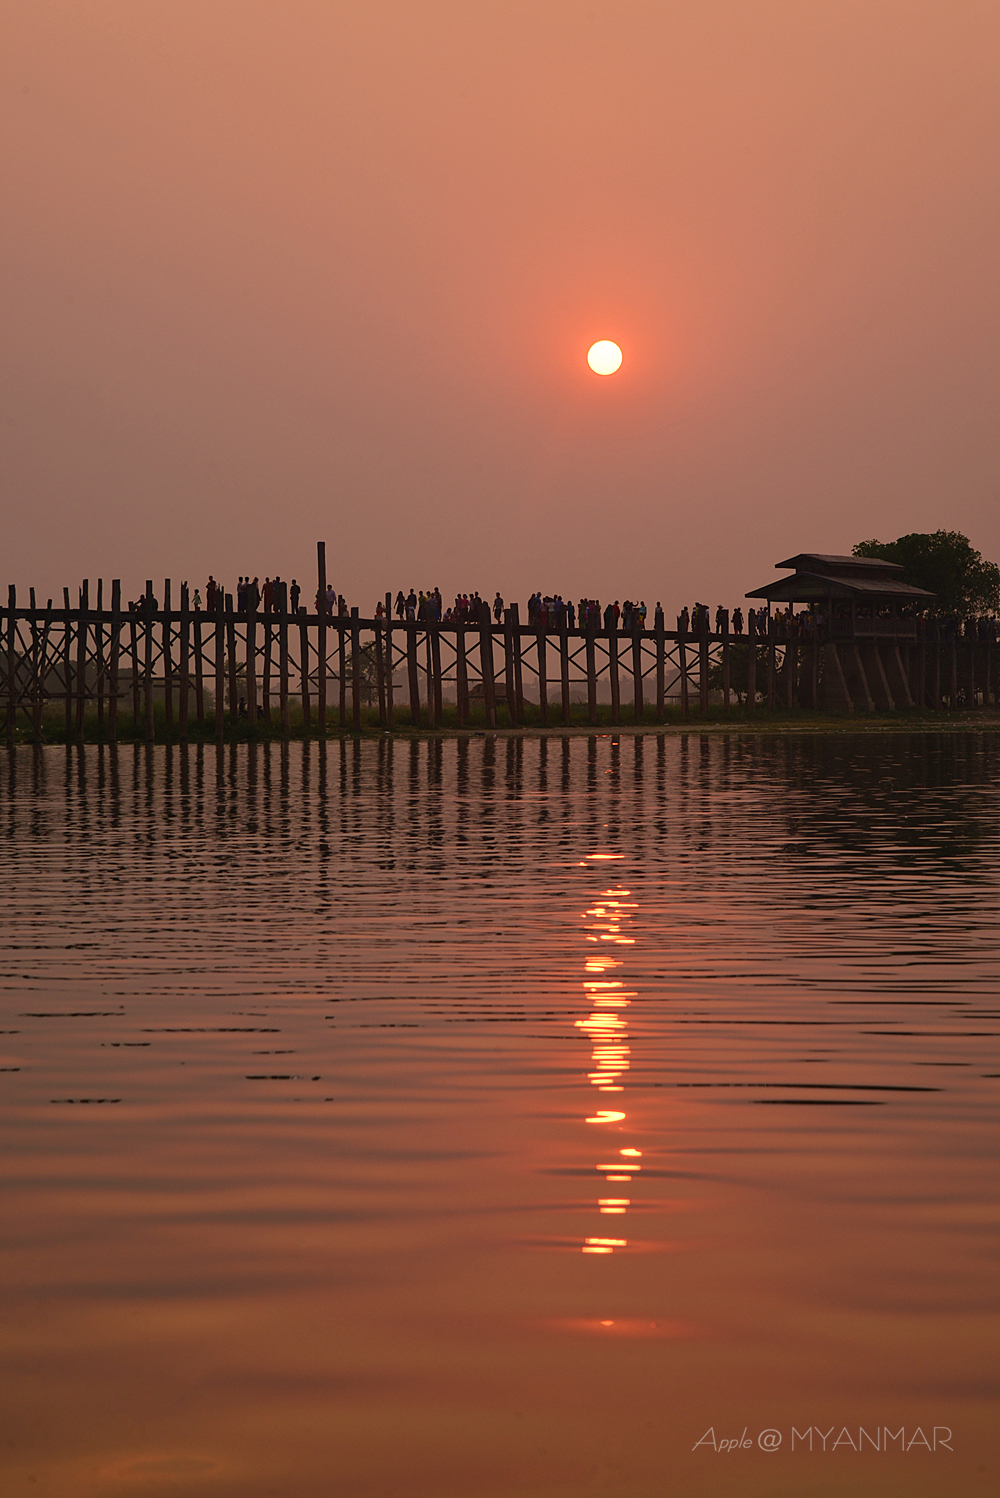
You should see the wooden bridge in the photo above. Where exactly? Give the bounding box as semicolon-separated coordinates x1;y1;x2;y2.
2;547;997;743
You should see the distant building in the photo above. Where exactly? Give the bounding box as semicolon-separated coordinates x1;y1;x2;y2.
746;552;935;711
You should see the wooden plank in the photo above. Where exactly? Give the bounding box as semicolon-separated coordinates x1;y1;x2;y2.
107;584;120;749
351;607;362;732
560;624;571;726
144;580;155;743
162;579;173;730
384;593;394;729
75;579;89;737
178;582;190;742
316;542;327;735
608;622;620;725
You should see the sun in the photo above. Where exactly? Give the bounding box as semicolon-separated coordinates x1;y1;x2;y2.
587;340;623;376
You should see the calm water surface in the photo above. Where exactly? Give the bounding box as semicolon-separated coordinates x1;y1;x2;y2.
1;734;998;1497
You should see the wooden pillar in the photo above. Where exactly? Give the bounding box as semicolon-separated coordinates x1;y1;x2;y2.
279;591;290;737
655;616;665;722
225;593;238;725
384;594;394;730
949;633;958;710
193;609;205;726
63;588;73;740
109;584;122;749
424;627;436;730
374;615;387;726
215;595;226;743
678;621;688;719
407;621;421;725
503;609;517;727
129;609;140;728
76;578;89;737
632;625;643;723
5;585;14;747
33;596;51;743
431;623;443;724
298;610;311;727
162;579;173;730
351;608;362;732
510;603;524;723
608;623;620;725
455;625;469;727
316;542;327;736
585;624;598;725
746;612;756;715
560;624;571;726
767;618;777;709
95;579;105;732
537;627;548;726
983;635;992;711
699;613;710;716
479;605;496;729
931;632;941;710
144;580;155;743
178;583;190;743
338;618;347;728
245;593;257;726
721;610;730;712
968;633;978;709
786;640;796;710
262;611;272;723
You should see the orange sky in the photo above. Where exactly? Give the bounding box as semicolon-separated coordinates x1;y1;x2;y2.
3;1;999;611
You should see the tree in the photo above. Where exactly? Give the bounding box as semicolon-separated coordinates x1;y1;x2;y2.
707;642;769;705
852;531;1000;617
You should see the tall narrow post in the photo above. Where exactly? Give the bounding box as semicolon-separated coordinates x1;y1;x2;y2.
479;604;496;729
455;624;468;727
678;618;688;720
510;603;524;723
225;594;238;724
129;609;140;728
75;579;89;737
406;621;421;725
316;543;327;735
560;623;571;726
262;610;272;723
384;593;394;730
746;611;756;715
374;614;386;725
95;578;105;732
585;623;598;726
144;580;155;743
721;610;730;712
63;587;74;740
162;579;173;730
632;624;643;723
608;622;620;725
655;613;665;723
245;590;257;726
108;580;121;744
431;623;443;723
338;616;347;728
949;632;958;710
193;609;205;726
178;582;190;743
503;610;517;727
215;594;226;744
536;627;548;726
351;607;362;732
699;612;710;716
299;610;311;727
424;627;436;730
279;588;290;737
5;585;15;746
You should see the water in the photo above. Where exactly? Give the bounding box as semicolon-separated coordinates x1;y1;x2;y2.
1;734;997;1497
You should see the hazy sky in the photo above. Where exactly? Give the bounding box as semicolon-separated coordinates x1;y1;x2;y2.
3;1;999;611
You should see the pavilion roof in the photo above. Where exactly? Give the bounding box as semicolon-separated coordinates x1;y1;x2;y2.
746;554;935;604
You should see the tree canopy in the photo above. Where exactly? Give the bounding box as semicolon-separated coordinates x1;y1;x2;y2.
852;530;1000;616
